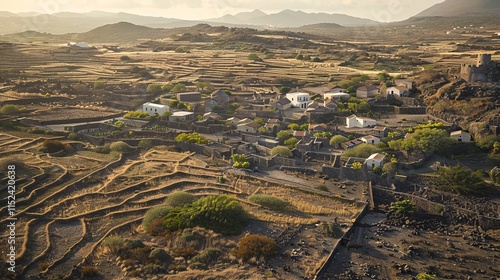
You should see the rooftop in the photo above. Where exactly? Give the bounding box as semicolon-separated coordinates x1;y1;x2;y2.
368;153;385;161
143;102;168;109
172;111;194;117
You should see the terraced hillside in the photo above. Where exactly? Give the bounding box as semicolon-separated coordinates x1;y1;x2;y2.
0;132;366;279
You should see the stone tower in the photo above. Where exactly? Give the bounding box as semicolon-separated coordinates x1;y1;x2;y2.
477;54;492;68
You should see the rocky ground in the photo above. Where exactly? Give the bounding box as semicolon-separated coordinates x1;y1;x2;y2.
326;212;500;280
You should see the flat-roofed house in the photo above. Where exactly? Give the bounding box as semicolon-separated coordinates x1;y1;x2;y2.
346;115;377;128
143;102;169;116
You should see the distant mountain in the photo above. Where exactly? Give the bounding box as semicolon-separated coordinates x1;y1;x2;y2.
75;22;172;43
0;9;377;35
415;0;500;17
299;23;345;29
247;10;377;27
208;9;376;27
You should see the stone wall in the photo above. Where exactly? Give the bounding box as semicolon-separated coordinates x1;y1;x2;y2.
322;165;377;182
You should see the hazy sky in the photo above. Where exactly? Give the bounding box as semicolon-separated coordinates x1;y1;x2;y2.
2;0;444;21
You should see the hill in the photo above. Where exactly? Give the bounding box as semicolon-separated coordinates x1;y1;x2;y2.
415;0;500;17
246;10;377;27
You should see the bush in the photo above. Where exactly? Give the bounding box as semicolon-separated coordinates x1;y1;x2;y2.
149;248;173;264
175;132;208;144
30;128;47;134
190;248;223;266
164;192;197;207
124;111;150;118
147;84;163;93
0;104;20;115
143;264;167;274
248;53;260;60
316;222;343;238
42;140;66;153
435;165;488;195
142;206;172;232
138;139;153;150
68;133;80;141
271;146;292;157
417;273;437;280
316;184;329;192
94;81;106;90
109;141;134;153
284;137;299;149
248;194;289;211
101;236;125;254
188;262;208;270
343;144;381;158
94;144;110;154
172;246;197;259
233;235;278;262
329;135;349;147
163;195;247;235
39;262;50;271
80;266;99;278
390;200;415;217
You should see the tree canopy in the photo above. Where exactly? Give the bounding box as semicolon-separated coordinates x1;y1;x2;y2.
388;128;455;154
271;146;292;157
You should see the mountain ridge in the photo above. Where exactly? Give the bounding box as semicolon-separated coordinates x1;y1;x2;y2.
415;0;500;17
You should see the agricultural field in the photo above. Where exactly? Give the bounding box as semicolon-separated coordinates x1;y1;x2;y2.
0;133;366;279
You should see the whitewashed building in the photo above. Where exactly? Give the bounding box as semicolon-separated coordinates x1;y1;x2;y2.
450;130;471;142
360;135;381;145
143;102;169;116
346;115;377;128
364;153;386;170
386;86;410;97
286;92;311;109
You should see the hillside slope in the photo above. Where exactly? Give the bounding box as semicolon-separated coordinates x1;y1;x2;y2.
415;0;500;17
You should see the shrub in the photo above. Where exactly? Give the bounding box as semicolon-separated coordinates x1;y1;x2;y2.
316;184;329;192
42;140;66;153
94;144;110;154
124;239;145;250
164;192;197;207
284;137;299;149
172;246;197;259
435;165;488;195
330;135;348;147
390;200;415;217
343;144;381;158
94;81;106;90
80;266;99;278
0;104;20;115
101;236;125;254
124;111;150;118
247;53;260;60
147;218;168;236
271;146;292;157
30;128;47;134
149;248;173;264
68;133;80;141
39;262;50;271
316;222;343;238
417;273;437;280
147;84;163;93
143;264;167;274
190;248;223;266
352;161;363;170
277;130;292;141
142;206;172;232
233;235;278;262
109;141;133;153
188;262;207;270
163;195;247;235
248;194;289;211
175;132;208;144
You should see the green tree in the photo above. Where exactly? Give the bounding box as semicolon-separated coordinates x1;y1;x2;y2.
330;135;349;147
435;165;487;195
171;83;187;93
376;72;392;82
343;143;381;158
277;130;292;141
390;200;415;217
254;117;265;125
284;137;299;149
162;83;175;92
147;84;163;93
271;146;292;157
382;162;397;174
389;128;456;154
288;123;300;131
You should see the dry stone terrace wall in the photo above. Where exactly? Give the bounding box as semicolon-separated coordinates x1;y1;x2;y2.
372;186;500;230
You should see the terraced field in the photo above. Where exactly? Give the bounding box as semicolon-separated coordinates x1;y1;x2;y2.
0;133;365;279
